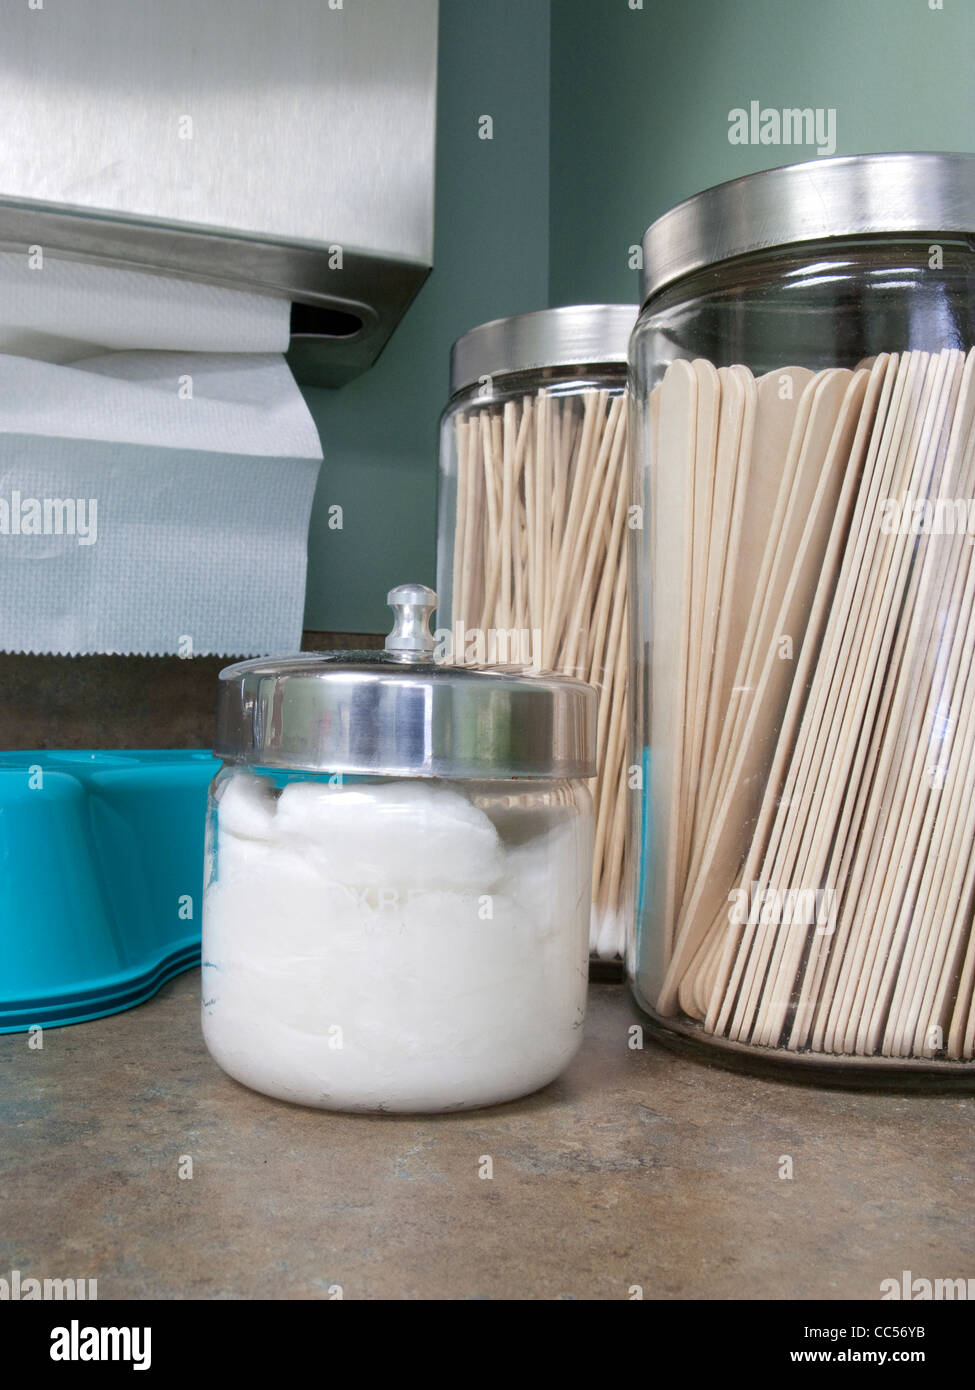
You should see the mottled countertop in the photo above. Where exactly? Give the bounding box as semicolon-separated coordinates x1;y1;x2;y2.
1;972;972;1300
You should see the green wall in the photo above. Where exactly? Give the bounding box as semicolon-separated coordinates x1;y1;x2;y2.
301;0;975;633
550;0;975;306
302;0;551;634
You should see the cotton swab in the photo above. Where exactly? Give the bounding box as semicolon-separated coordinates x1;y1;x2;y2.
449;385;632;961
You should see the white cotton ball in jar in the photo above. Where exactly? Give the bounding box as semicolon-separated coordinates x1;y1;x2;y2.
202;769;590;1111
212;768;277;841
272;777;505;890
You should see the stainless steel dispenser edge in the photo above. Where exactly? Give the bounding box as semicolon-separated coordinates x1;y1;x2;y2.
0;200;429;388
0;0;439;388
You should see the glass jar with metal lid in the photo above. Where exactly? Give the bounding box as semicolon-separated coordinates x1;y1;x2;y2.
202;583;596;1113
631;153;975;1082
437;304;637;965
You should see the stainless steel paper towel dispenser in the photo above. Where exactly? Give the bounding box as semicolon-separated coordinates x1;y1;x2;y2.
0;0;439;387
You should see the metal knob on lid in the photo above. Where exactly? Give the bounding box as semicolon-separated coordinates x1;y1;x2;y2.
384;583;437;660
214;582;597;780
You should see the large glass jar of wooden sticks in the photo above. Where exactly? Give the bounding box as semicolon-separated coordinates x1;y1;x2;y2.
437;305;637;962
631;153;975;1080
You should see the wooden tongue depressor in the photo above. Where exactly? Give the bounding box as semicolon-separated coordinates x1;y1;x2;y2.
949;846;975;1057
721;366;882;1045
824;353;971;1054
679;365;745;893
946;383;975;1061
948;918;975;1057
722;368;817;662
698;366;758;808
745;366;911;1047
678;911;728;1020
827;355;962;1054
776;350;922;1052
648;360;698;970
787;353;965;1050
655;344;975;1060
904;420;975;1060
688;368;819;885
751;352;956;1047
656;367;857;1015
757;350;954;1046
787;352;943;1052
869;361;973;1054
948;673;975;1062
638;381;670;986
666;368;859;1020
879;376;975;1055
895;542;975;1057
803;353;934;1051
704;360;893;1038
678;360;722;887
965;958;975;1060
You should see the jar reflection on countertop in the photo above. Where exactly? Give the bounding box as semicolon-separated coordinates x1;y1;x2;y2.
201;584;597;1113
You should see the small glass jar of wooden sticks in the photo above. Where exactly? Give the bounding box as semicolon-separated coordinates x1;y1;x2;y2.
631;153;975;1081
437;305;637;962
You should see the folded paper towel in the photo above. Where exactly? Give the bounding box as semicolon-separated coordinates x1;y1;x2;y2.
0;251;290;360
0;259;323;658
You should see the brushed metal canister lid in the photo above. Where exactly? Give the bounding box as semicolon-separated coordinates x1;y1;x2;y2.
215;585;597;779
641;152;975;304
449;304;637;397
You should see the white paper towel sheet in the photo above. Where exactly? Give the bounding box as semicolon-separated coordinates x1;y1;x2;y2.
0;251;291;359
0;352;321;457
0;262;323;657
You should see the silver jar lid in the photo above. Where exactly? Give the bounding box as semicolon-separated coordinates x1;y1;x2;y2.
641;152;975;304
215;584;597;779
449;303;637;398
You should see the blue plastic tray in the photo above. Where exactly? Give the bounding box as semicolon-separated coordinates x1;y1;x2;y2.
0;750;218;1032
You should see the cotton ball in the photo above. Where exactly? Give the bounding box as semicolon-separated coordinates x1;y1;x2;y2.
508;815;592;934
215;770;276;841
203;769;591;1112
274;778;504;890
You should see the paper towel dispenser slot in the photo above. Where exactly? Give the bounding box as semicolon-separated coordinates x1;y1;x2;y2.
290;306;365;342
0;0;439;389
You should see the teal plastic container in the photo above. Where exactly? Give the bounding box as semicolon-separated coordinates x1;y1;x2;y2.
0;750;218;1032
